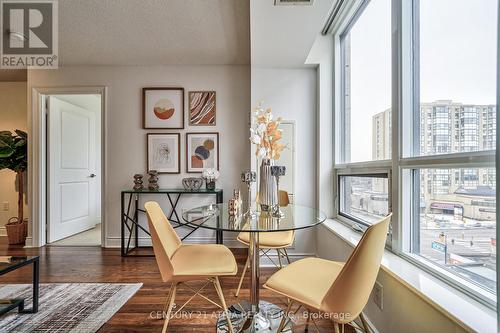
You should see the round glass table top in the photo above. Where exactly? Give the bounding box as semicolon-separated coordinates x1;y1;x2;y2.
181;203;326;232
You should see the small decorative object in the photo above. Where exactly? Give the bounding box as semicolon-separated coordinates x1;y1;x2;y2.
182;177;203;190
202;168;219;190
143;87;184;129
228;199;237;216
234;189;243;216
241;170;257;218
228;190;243;216
189;91;216;126
0;130;28;244
148;170;159;191
249;104;285;212
133;174;144;191
270;165;286;217
147;133;180;174
186;132;219;173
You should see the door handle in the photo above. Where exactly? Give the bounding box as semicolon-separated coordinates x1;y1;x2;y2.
90;174;96;178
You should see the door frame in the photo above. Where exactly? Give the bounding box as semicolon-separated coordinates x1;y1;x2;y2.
29;86;107;247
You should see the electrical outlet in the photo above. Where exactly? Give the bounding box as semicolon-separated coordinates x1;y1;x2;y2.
0;202;8;212
372;281;383;310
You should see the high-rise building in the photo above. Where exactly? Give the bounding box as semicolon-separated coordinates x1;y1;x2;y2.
371;100;497;222
372;108;391;160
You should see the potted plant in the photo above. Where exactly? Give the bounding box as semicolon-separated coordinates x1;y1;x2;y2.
0;130;28;244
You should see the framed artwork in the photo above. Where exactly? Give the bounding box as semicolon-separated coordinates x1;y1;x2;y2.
189;91;216;126
143;87;184;129
186;132;219;173
147;133;181;174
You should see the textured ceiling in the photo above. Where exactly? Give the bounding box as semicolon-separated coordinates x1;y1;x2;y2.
58;0;250;66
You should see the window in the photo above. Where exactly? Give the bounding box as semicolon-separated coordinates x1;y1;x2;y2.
334;0;497;307
340;0;391;163
412;168;496;293
339;175;389;226
404;0;497;300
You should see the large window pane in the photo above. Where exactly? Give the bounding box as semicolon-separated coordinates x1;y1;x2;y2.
417;0;497;156
339;175;389;225
415;168;496;292
342;0;391;163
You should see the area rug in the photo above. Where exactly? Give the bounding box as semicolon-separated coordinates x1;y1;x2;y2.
0;283;142;333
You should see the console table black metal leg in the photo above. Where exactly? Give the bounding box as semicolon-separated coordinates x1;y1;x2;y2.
216;191;223;244
134;194;139;248
121;192;125;256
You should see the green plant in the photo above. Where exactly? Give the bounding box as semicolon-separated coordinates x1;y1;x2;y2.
0;130;27;224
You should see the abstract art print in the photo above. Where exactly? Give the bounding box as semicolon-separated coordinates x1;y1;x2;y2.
147;133;180;174
189;91;216;125
186;132;219;173
143;87;184;129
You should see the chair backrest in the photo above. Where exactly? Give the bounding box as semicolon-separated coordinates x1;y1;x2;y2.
145;201;182;282
321;214;392;323
256;190;290;206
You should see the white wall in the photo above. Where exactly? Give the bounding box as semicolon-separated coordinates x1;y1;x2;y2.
28;65;250;247
251;67;318;258
0;82;28;232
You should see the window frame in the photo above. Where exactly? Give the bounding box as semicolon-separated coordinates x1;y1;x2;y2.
333;0;497;308
337;172;391;229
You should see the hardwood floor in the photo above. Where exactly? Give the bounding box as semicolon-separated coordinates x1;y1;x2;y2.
0;241;353;332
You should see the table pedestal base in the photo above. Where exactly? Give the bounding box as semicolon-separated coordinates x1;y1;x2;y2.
217;301;292;333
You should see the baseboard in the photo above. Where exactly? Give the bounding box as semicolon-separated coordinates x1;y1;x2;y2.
259;251;316;267
23;236;34;248
104;236;243;249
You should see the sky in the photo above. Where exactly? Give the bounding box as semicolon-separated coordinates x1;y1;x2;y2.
348;0;498;163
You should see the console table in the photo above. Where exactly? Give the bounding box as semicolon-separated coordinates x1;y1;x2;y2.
121;189;223;257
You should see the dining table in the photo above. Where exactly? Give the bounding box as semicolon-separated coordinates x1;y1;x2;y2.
182;202;326;333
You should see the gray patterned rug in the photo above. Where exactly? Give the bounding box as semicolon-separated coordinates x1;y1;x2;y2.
0;283;142;333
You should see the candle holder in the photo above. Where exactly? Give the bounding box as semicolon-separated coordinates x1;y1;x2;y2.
270;165;286;218
241;170;257;218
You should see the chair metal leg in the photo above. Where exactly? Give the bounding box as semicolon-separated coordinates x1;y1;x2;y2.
214;277;235;333
235;255;250;297
334;322;341;333
359;312;371;333
277;249;283;268
163;282;174;312
283;248;291;264
162;283;178;333
277;300;294;333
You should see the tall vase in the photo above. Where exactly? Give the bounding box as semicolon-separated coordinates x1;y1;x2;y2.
258;158;278;211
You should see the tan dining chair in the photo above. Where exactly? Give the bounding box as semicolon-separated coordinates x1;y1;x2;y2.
235;190;295;297
264;214;392;333
145;201;237;333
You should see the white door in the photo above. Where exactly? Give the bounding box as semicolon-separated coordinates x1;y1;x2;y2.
48;96;98;242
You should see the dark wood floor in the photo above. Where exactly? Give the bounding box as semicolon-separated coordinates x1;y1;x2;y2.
0;241;353;332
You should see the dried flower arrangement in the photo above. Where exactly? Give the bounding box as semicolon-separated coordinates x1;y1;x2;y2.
249;105;285;160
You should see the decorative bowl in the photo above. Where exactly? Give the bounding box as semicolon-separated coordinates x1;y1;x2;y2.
182;177;203;190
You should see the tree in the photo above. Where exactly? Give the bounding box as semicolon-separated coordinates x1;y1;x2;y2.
0;130;28;224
